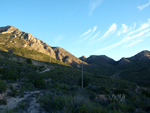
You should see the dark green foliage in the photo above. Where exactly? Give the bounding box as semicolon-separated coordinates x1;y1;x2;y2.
0;99;7;105
113;88;128;95
38;93;107;113
142;89;150;97
27;72;46;89
9;84;18;97
26;58;32;64
0;79;7;94
0;68;17;81
34;79;46;89
78;76;91;87
41;66;136;90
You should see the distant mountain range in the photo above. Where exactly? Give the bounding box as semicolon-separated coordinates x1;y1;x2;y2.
0;25;150;67
0;25;150;86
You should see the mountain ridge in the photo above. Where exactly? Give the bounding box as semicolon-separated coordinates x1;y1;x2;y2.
0;25;87;67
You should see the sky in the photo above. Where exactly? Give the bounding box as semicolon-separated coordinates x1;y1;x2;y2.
0;0;150;61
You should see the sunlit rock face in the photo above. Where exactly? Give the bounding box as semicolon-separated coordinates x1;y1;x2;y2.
52;47;87;66
0;25;56;59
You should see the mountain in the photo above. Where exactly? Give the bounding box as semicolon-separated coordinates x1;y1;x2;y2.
0;25;56;59
0;25;86;66
117;57;131;66
117;50;150;66
85;55;116;66
52;47;87;66
129;50;150;62
79;56;86;61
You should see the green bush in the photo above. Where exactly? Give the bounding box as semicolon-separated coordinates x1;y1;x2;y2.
78;76;91;87
113;88;128;95
0;79;7;94
0;68;17;81
38;93;108;113
9;84;18;97
34;79;46;89
26;58;32;64
142;89;150;97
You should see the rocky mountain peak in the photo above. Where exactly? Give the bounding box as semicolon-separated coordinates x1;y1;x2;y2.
86;55;115;66
52;47;87;66
0;25;17;33
117;57;130;66
130;50;150;61
0;25;56;59
79;56;86;61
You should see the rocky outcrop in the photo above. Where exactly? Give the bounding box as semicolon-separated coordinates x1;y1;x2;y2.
52;47;87;66
0;25;88;66
79;56;86;61
0;25;56;59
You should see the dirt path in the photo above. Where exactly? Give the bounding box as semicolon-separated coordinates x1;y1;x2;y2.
0;91;45;113
40;68;51;73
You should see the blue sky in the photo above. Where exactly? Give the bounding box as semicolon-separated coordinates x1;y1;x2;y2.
0;0;150;60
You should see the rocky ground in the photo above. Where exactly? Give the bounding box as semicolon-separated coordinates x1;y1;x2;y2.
0;90;46;113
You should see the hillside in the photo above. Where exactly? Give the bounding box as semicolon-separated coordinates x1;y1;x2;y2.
0;25;56;59
84;50;150;87
0;25;87;67
52;47;87;66
0;25;150;113
85;55;116;66
1;48;150;113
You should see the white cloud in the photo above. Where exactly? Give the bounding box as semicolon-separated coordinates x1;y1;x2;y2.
90;31;100;40
93;26;97;32
122;24;129;33
128;19;150;35
81;29;92;37
117;31;121;36
133;23;137;30
103;23;117;37
137;0;150;10
90;23;117;45
121;29;150;43
125;39;143;48
89;0;103;16
117;24;132;35
95;28;150;53
80;26;98;43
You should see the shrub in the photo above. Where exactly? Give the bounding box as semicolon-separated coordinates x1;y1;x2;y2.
9;84;18;97
113;88;128;95
38;93;108;113
0;79;7;94
108;94;125;103
0;68;17;81
78;76;91;87
26;58;32;64
34;79;46;89
142;89;150;97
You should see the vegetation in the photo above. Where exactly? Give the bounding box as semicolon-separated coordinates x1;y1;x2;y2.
26;58;32;64
0;79;7;94
0;33;150;112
